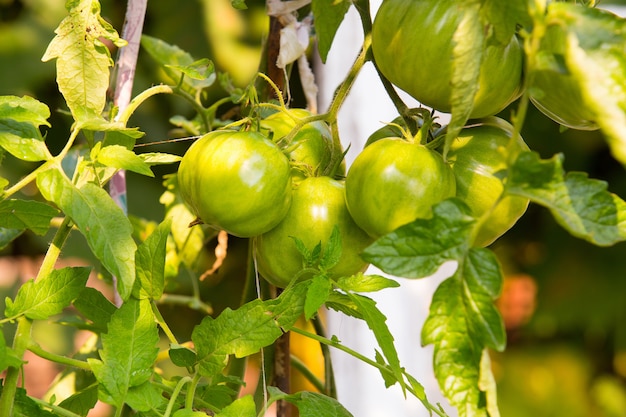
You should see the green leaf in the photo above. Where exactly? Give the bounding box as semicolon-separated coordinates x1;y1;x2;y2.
4;267;91;320
125;381;167;412
193;300;284;377
478;349;501;417
0;199;58;235
362;198;475;278
421;277;487;417
215;395;255;417
347;293;406;393
319;225;342;271
230;0;248;10
0;95;51;127
462;249;506;351
507;152;626;246
311;0;352;63
481;0;532;44
140;152;183;166
141;35;213;92
73;286;116;332
41;0;125;121
0;96;52;161
57;384;99;416
335;273;400;293
37;167;136;299
0;120;51;162
445;3;484;155
94;144;154;177
166;58;216;88
267;387;354;417
304;274;331;320
132;218;171;300
325;291;363;320
0;227;23;251
193;281;309;377
536;3;626;165
0;386;56;417
89;298;159;408
169;343;197;368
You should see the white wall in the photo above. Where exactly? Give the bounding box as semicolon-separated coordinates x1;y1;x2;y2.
315;4;456;416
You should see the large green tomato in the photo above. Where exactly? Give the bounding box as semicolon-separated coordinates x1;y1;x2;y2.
345;138;456;238
372;0;523;118
177;130;292;238
446;117;530;247
255;177;373;288
260;109;344;181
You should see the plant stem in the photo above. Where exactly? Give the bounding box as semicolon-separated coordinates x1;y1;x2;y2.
27;343;92;371
117;84;174;126
35;216;73;281
312;316;336;398
0;209;74;415
290;355;326;393
325;34;372;124
0;317;33;417
162;376;192;417
289;326;448;417
151;300;180;345
29;397;83;417
185;373;202;410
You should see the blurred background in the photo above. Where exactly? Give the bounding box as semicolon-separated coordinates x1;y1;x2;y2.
1;0;626;416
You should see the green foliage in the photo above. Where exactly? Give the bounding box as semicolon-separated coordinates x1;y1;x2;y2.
5;267;91;320
41;0;125;122
88;298;160;409
36;168;137;299
1;0;626;416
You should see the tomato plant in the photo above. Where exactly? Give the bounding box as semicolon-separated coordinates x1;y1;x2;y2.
345;137;456;238
372;0;524;119
177;129;292;238
255;176;373;288
445;117;530;247
1;1;626;417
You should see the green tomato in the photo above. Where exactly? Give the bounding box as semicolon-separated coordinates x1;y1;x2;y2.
372;0;523;118
177;130;292;238
446;117;530;247
260;108;344;180
345;138;456;238
255;176;373;288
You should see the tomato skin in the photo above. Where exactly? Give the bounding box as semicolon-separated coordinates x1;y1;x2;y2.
260;109;344;181
447;117;530;247
255;177;373;288
177;130;292;238
372;0;523;118
345;139;456;238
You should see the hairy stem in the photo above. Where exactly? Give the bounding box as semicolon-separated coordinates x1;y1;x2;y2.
27;343;92;371
0;317;33;417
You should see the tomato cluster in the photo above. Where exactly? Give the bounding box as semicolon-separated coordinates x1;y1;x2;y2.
180;0;617;288
178;109;373;288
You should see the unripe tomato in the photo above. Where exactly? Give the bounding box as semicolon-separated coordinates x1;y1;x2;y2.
345;138;456;238
177;130;292;238
260;108;343;181
255;177;373;288
446;117;530;247
372;0;523;118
